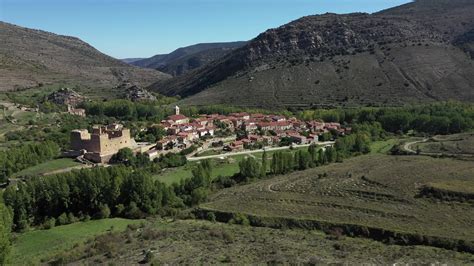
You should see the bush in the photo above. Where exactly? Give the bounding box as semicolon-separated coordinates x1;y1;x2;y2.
95;204;111;219
42;217;56;230
125;202;142;219
57;213;69;225
229;213;250;226
141;251;154;264
67;213;78;224
115;204;125;216
206;212;216;223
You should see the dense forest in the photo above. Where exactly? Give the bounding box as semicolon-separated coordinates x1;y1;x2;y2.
0;200;12;264
298;102;474;135
0;142;60;183
2;166;180;231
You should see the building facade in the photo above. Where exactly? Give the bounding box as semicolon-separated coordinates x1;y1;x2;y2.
70;124;136;163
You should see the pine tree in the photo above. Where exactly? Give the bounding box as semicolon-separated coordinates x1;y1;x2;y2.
260;151;267;178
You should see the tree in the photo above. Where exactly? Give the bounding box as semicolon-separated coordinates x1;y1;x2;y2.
296;150;311;170
318;149;327;165
325;147;337;163
238;157;261;182
110;148;135;165
260;151;268;178
308;145;318;166
0;202;12;264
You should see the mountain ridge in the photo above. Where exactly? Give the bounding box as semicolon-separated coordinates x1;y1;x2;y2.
130;41;247;76
149;0;474;108
0;21;170;91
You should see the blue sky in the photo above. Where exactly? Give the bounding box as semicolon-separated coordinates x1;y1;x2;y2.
0;0;412;58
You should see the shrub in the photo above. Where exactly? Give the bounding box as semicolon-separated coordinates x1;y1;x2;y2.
57;213;69;225
115;204;125;216
43;217;56;230
229;213;250;226
67;213;78;224
206;212;216;223
125;202;142;219
95;204;111;219
141;251;154;264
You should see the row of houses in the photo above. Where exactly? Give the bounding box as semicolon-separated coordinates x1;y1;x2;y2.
150;106;351;154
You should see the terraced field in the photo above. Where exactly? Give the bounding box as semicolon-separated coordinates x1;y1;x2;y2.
415;132;474;156
201;154;474;251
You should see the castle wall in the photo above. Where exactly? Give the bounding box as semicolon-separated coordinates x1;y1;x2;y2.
70;126;135;163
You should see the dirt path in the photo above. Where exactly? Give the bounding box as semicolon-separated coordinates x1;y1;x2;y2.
403;138;428;154
403;138;474;157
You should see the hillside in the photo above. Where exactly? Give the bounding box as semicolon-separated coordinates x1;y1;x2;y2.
121;58;144;64
131;42;247;76
0;22;170;91
150;0;474;108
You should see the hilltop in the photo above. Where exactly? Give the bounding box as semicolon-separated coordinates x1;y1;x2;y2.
150;0;474;108
130;42;247;76
0;22;170;91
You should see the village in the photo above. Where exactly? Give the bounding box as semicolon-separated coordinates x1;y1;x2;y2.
70;105;350;164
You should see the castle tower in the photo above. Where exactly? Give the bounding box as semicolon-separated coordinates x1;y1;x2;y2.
174;105;180;115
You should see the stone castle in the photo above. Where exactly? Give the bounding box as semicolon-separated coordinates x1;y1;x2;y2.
71;124;136;163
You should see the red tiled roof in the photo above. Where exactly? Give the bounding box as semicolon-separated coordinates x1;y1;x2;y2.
168;114;188;121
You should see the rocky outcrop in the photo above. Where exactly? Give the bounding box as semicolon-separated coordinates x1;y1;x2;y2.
123;84;156;102
47;88;86;106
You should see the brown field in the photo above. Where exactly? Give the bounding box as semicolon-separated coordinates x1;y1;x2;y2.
56;219;474;265
416;132;474;156
201;154;474;251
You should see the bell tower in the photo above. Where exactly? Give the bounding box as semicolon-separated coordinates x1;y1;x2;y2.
174;105;180;115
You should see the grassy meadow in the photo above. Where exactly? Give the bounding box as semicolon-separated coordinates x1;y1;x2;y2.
9;218;143;265
11;158;83;178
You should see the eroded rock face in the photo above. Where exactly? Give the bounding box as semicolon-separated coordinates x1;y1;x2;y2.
150;0;474;107
47;88;86;106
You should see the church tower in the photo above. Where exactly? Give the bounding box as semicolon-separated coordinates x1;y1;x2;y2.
174;105;180;115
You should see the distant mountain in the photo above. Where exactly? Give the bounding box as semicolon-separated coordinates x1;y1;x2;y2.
131;42;247;76
0;22;170;91
121;58;145;64
150;0;474;108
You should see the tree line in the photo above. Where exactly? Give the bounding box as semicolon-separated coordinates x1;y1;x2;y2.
298;102;474;135
0;200;12;264
2;166;180;232
81;99;172;122
0;141;60;183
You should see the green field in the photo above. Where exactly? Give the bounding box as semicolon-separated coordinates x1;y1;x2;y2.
194;149;221;157
154;147;310;185
370;139;399;154
12;158;83;178
153;158;241;185
201;154;474;251
56;219;474;265
10;218;143;264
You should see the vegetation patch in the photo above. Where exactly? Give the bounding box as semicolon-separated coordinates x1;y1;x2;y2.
10;218;142;265
201;154;474;252
11;158;82;178
48;219;474;265
418;180;474;203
